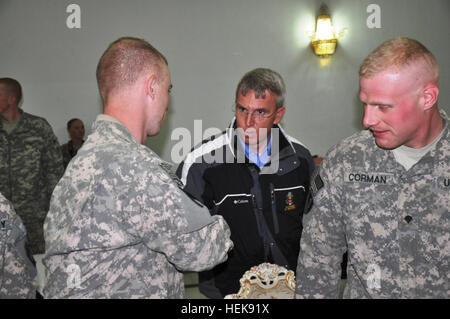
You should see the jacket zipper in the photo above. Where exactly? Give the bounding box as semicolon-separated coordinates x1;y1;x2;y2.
269;183;279;234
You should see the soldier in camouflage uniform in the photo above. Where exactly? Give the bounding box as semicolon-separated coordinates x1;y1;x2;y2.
0;78;64;255
0;192;37;298
60;118;85;169
296;37;449;298
43;37;233;298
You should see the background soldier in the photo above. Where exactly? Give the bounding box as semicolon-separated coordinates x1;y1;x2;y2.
0;77;64;296
60;118;85;169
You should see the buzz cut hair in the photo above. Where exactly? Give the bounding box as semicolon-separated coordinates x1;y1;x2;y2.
67;118;82;130
0;77;22;104
235;68;286;109
359;37;439;87
96;37;168;103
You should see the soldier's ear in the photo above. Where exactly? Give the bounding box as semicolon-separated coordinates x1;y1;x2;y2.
422;83;439;111
145;75;158;100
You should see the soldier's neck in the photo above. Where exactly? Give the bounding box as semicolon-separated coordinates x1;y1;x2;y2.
104;106;145;144
1;105;21;122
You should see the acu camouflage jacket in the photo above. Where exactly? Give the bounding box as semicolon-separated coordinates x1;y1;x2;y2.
0;192;37;298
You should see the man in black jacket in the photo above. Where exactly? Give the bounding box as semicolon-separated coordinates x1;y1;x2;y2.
177;68;314;298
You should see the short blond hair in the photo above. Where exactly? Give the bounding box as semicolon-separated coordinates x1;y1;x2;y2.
359;37;439;87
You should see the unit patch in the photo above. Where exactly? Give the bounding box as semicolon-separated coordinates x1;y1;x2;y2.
284;191;296;211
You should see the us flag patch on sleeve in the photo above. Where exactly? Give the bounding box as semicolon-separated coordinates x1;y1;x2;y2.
303;167;324;214
310;168;324;197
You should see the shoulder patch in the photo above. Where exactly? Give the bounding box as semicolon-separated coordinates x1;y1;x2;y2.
303;168;324;215
159;162;184;189
310;168;324;197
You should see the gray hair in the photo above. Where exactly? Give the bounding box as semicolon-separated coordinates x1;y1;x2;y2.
235;68;286;108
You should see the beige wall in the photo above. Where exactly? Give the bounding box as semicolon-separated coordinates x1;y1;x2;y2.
1;0;449;160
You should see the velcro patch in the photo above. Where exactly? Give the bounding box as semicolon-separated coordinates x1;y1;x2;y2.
310;169;324;197
159;162;184;189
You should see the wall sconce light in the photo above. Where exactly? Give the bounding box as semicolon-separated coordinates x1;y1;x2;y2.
310;6;346;57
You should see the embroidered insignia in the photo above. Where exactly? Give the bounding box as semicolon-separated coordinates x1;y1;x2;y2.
284;191;296;211
345;172;392;184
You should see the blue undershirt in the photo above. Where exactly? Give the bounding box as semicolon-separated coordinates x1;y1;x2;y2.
238;134;272;168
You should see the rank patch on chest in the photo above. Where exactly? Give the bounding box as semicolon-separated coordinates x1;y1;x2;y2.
284;191;296;211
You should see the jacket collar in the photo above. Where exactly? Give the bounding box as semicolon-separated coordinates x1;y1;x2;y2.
92;114;140;145
373;109;449;176
0;109;31;133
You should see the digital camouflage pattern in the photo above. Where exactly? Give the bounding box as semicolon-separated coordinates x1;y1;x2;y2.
43;115;233;298
0;192;37;298
296;110;449;299
0;111;64;254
